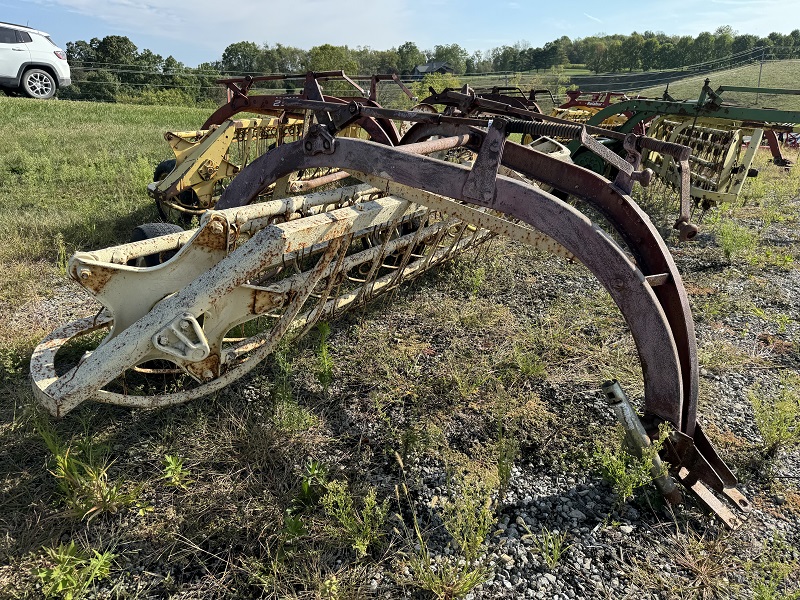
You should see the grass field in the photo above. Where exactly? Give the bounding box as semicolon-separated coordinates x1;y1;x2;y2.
637;59;800;110
1;92;800;599
0;98;208;329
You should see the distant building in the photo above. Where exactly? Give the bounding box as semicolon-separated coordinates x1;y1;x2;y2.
412;61;454;78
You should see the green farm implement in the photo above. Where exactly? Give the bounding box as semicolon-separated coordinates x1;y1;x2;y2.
573;79;800;208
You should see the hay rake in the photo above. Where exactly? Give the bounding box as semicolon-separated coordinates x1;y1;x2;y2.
149;116;305;221
577;79;800;207
32;104;750;528
148;71;418;221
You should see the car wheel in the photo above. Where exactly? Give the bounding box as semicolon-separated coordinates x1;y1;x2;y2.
21;69;56;99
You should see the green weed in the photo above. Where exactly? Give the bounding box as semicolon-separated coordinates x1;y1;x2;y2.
495;414;521;504
37;541;115;600
0;338;37;382
321;480;389;557
281;460;330;544
593;422;669;506
698;339;753;374
290;459;328;514
395;477;490;600
749;374;800;461
270;342;318;433
316;322;334;395
503;342;548;381
715;219;758;262
439;471;494;564
465;265;486;297
533;527;571;570
320;575;341;600
55;232;68;276
161;454;193;489
37;422;137;521
404;550;489;600
444;352;493;399
663;526;740;599
746;534;800;600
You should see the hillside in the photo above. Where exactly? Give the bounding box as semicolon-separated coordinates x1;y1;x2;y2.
636;59;800;110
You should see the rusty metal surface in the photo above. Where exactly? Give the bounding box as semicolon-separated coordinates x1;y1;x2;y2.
462;118;506;203
32;109;748;526
217;137;685;427
499;139;699;436
395;120;699;435
201;71;401;146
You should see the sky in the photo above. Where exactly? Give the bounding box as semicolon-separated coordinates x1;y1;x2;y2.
3;0;798;67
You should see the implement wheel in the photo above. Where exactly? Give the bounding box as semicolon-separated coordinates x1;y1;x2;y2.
128;223;184;267
153;159;198;224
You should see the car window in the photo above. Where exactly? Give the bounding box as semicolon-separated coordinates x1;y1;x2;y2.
0;26;18;44
17;31;33;43
42;35;58;47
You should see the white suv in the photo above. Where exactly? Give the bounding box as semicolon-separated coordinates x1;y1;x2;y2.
0;22;71;99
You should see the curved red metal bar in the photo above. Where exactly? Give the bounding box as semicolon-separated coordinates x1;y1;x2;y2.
218;135;687;433
399;121;698;436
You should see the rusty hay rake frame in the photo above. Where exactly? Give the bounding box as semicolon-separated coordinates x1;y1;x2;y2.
32;98;750;528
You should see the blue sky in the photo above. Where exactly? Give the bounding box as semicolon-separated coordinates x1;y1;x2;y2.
3;0;797;67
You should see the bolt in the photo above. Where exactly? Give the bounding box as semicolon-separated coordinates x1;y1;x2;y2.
323;140;331;150
78;268;91;280
202;369;214;379
192;350;205;360
305;141;313;152
158;335;170;346
210;221;224;235
180;319;191;330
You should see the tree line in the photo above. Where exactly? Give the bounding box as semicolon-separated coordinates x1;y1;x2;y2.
61;27;800;105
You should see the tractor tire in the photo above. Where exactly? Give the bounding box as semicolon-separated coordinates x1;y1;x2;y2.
128;222;184;267
21;69;56;99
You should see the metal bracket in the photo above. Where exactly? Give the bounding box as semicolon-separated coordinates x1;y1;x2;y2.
614;133;653;194
672;157;699;240
579;128;653;192
152;313;210;362
457;84;476;114
462;118;506;204
328;101;363;133
303;124;337;156
579;126;634;177
663;428;751;529
604;379;750;529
